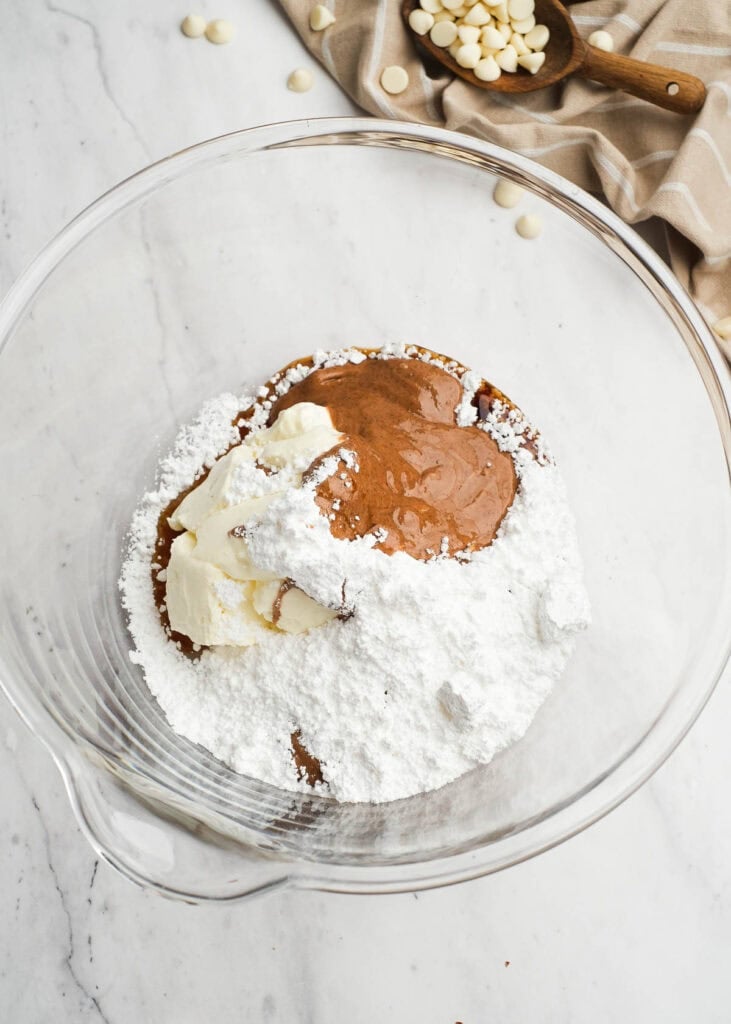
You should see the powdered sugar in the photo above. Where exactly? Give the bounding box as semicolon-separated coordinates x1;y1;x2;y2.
119;346;589;803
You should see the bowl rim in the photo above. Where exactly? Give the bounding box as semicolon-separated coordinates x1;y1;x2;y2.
0;116;729;898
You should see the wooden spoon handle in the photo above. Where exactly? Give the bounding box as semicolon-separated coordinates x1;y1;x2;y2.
577;46;706;114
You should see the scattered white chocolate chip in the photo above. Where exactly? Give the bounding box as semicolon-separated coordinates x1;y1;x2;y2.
511;13;535;33
309;4;336;31
420;0;443;12
449;38;463;58
496;43;518;71
409;8;435;34
482;25;507;49
205;18;235;44
431;20;458;46
287;68;314;92
511;30;529;55
433;9;455;21
474;54;501;80
456;41;482;67
497;21;512;40
588;29;614;52
713;316;731;340
516;213;543;239
507;0;534;18
180;13;206;38
493;178;525;207
458;23;481;43
524;23;549;50
452;3;469;14
380;64;409;94
517;50;545;73
442;0;464;9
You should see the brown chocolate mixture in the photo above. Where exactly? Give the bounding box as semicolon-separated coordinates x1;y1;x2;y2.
271;578;295;626
152;348;531;785
290;729;324;786
269;358;517;560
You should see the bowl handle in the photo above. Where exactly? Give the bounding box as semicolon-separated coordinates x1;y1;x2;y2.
59;752;292;903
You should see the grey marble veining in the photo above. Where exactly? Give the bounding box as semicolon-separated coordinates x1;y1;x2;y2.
1;2;731;1021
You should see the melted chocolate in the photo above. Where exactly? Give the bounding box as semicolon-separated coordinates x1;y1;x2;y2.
272;579;295;626
270;358;517;560
290;730;324;786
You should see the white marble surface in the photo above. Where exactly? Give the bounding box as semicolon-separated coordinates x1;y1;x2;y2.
1;2;730;1021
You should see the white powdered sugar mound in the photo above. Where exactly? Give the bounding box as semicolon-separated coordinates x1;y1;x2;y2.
120;345;590;804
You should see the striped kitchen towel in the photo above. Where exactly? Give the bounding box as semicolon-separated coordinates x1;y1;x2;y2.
281;0;731;355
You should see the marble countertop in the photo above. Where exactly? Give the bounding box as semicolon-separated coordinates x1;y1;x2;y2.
1;2;730;1021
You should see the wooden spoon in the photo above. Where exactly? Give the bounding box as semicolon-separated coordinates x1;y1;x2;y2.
402;0;706;115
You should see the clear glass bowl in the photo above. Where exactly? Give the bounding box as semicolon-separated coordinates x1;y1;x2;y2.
0;118;729;902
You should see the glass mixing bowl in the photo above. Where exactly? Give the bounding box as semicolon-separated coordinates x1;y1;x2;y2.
0;119;729;902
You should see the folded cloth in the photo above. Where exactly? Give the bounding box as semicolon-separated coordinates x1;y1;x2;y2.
281;0;731;354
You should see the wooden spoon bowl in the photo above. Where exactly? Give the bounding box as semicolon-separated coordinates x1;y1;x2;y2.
402;0;706;114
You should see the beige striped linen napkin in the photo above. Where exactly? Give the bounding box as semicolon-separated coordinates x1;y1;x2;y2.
281;0;731;355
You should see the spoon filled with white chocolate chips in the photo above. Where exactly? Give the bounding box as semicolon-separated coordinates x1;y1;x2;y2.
403;0;705;114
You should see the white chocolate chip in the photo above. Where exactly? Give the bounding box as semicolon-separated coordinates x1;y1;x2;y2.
517;50;545;73
508;0;534;18
524;23;549;50
287;68;314;92
204;18;235;44
474;55;501;80
458;24;481;43
455;41;482;67
588;29;614;52
409;8;435;33
496;43;518;71
481;25;507;49
491;2;510;23
180;13;206;37
516;213;543;239
511;13;535;33
713;316;731;340
511;31;529;55
380;64;410;94
464;3;492;26
493;178;525;207
309;4;336;31
419;0;549;76
431;19;458;46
